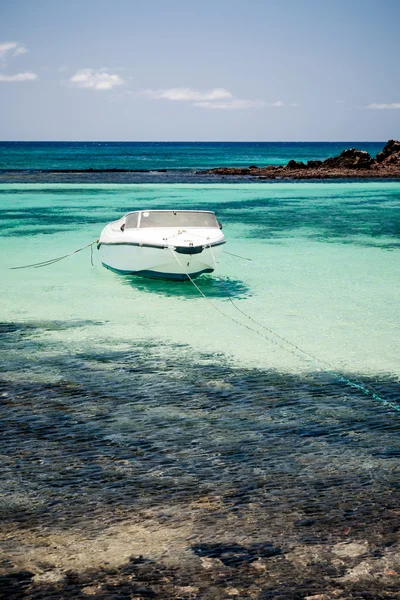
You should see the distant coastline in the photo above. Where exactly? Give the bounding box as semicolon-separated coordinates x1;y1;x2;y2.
1;140;399;183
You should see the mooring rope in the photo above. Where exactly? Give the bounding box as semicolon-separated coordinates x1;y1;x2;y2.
207;244;399;412
170;248;293;353
223;250;253;261
10;240;99;270
171;245;399;413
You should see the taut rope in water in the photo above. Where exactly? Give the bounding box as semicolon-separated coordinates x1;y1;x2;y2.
10;240;98;270
208;244;399;413
171;246;399;413
222;250;253;261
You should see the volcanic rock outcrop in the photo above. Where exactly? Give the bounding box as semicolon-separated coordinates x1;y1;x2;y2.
375;139;400;164
322;148;373;169
200;139;400;179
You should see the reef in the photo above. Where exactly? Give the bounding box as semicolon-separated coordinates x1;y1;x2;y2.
1;321;400;598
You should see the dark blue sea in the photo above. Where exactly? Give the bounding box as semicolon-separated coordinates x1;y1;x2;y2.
0;141;385;178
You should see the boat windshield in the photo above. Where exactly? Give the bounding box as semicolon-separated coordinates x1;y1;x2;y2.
125;213;139;229
138;211;219;228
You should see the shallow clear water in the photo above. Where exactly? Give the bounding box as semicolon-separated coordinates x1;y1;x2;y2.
1;182;400;598
1;182;399;376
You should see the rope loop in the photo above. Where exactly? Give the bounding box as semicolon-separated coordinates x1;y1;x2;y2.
10;240;99;270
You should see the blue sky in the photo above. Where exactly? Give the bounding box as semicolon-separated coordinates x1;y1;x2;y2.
0;0;399;141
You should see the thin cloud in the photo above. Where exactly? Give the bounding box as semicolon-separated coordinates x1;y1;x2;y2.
194;99;266;110
0;72;37;82
194;99;283;110
142;87;232;102
0;42;27;62
367;102;400;109
69;69;125;91
140;86;279;110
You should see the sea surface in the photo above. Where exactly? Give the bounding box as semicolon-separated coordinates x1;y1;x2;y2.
0;141;386;183
1;176;400;597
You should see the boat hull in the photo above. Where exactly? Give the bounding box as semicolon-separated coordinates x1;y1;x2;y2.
99;243;224;280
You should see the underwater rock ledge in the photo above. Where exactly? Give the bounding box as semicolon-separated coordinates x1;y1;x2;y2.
1;324;400;599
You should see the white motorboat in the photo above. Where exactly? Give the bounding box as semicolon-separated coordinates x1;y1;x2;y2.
98;209;226;280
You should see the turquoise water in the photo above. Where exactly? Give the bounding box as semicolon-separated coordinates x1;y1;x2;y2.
1;182;400;596
1;182;399;377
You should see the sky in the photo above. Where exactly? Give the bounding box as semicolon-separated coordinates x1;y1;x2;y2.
0;0;399;141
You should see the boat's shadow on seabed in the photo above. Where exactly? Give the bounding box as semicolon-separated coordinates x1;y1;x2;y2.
119;273;250;299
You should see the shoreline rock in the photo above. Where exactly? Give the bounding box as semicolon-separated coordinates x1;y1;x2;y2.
199;140;400;179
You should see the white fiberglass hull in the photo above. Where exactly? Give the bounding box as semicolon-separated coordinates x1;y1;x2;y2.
98;213;226;280
99;243;224;280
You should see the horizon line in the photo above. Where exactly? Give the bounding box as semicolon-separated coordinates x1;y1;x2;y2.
0;139;388;144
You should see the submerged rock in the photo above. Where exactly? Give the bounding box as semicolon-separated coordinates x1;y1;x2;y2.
192;542;283;567
332;541;369;558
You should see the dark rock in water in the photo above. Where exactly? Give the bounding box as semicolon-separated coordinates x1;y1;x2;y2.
384;152;400;165
202;166;253;176
375;140;400;169
197;140;400;178
198;139;400;179
129;585;157;597
285;159;308;169
323;148;373;169
0;571;34;599
294;518;316;527
375;139;400;162
192;542;282;567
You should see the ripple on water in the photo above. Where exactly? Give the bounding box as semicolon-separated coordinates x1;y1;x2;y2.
1;320;400;598
1;320;399;530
